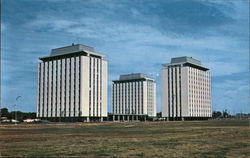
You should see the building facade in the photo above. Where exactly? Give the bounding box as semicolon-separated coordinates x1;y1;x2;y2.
37;44;108;122
112;73;156;121
161;57;211;120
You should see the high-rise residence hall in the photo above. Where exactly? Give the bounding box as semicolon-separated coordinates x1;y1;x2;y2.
161;57;211;121
112;73;156;121
37;44;108;122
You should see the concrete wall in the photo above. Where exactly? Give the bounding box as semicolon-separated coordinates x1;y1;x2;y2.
161;68;168;117
102;60;108;117
181;67;189;116
80;56;90;117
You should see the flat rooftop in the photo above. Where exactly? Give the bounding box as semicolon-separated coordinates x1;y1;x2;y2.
171;56;201;65
120;73;147;80
51;44;95;56
162;56;209;71
39;44;105;61
113;73;154;83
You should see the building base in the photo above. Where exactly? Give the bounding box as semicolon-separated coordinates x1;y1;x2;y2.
38;117;107;122
110;114;151;121
166;117;211;121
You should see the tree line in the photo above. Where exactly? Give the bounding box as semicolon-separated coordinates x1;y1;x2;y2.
1;107;247;120
0;108;36;121
155;111;231;119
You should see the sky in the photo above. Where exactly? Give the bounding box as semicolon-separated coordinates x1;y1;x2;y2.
1;0;249;114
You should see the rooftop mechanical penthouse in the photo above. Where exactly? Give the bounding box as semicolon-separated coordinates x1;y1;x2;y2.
37;44;108;122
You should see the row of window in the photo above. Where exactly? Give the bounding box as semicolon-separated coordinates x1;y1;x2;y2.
147;81;155;115
38;56;81;117
89;57;103;117
38;56;105;117
112;81;146;115
167;66;182;117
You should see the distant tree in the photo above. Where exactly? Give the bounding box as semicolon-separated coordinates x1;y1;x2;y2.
10;111;22;120
1;108;37;121
9;111;36;120
212;111;222;119
0;108;9;117
108;112;113;115
22;112;36;120
223;109;229;118
157;112;162;118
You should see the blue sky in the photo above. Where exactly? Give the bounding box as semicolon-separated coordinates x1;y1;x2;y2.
1;0;249;114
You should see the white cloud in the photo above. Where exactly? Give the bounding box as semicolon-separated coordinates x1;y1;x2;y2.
213;79;248;89
28;19;78;31
27;17;244;52
1;23;6;32
35;0;76;2
19;12;250;79
212;79;249;113
207;61;245;76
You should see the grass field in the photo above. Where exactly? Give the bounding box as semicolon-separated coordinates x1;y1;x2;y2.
0;120;249;157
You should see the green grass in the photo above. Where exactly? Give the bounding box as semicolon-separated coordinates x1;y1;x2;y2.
0;120;249;157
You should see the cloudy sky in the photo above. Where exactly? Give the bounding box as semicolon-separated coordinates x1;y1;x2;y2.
1;0;249;114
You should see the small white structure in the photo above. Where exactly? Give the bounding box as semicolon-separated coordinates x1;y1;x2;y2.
24;119;34;123
1;119;10;123
11;119;19;123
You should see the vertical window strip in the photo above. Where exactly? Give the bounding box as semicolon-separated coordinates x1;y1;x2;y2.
89;57;91;117
96;59;99;116
121;83;122;114
64;59;67;117
128;83;130;114
74;57;76;117
93;58;95;116
179;66;182;118
79;57;81;117
137;82;139;115
115;83;117;115
125;83;127;114
118;83;120;114
147;81;149;115
123;83;125;114
60;59;62;118
132;82;133;114
167;67;170;118
43;63;45;117
141;81;143;114
46;62;48;117
175;67;178;117
37;63;40;117
171;67;174;118
100;59;102;117
55;60;57;117
51;61;53;117
112;84;114;114
69;59;71;117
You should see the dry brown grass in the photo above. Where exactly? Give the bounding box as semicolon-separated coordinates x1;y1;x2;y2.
0;120;249;157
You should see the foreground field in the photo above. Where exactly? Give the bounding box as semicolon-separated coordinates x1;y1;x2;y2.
0;120;249;157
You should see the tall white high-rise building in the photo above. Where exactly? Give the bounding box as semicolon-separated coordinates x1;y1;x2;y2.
112;73;156;121
37;44;108;122
161;57;211;120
